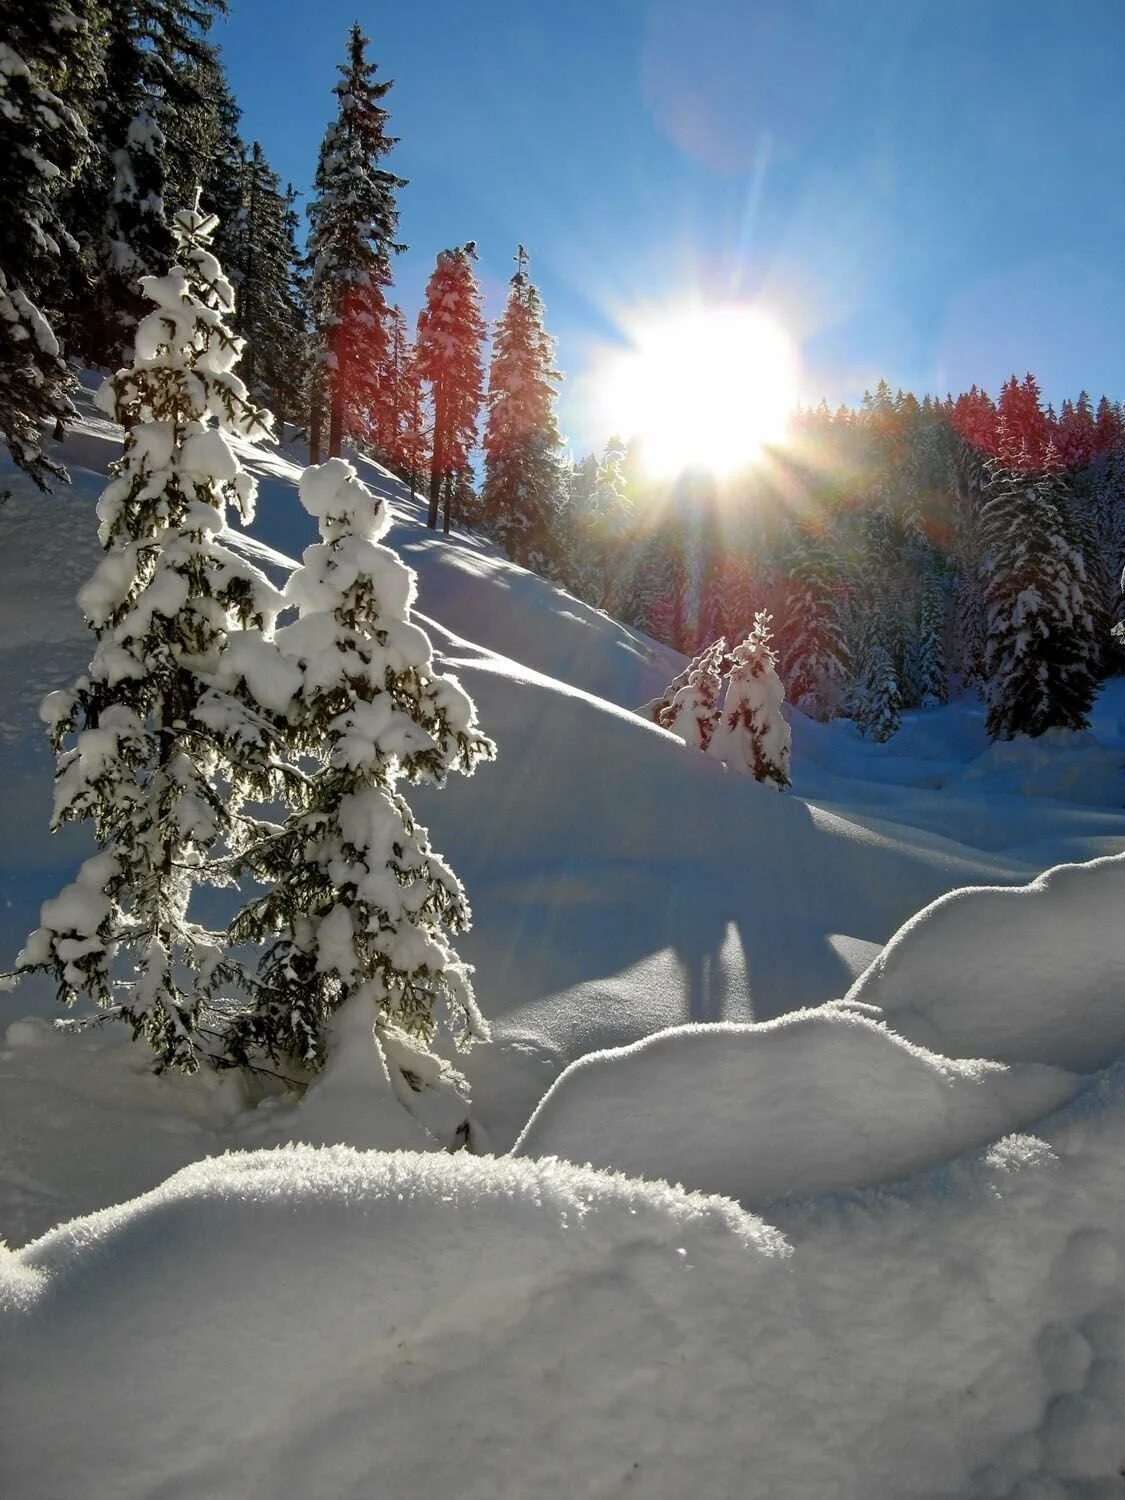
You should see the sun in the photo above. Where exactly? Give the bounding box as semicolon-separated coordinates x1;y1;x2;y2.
597;304;799;477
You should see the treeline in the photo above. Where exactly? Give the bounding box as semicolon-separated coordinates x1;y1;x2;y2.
552;378;1125;745
1;1;564;559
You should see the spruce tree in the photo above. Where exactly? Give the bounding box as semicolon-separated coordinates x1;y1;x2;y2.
779;526;848;720
904;579;948;708
708;613;792;789
481;246;563;573
225;142;308;423
853;641;902;742
13;200;288;1070
226;456;495;1103
67;0;226;367
0;0;92;486
415;244;486;533
306;23;405;459
981;456;1098;740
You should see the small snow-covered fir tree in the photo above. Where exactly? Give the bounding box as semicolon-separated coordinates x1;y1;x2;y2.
853;640;902;742
14;200;287;1070
226;457;495;1117
481;246;563;573
708;613;791;789
658;637;729;749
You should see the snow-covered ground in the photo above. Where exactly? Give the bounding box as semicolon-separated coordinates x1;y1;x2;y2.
4;395;1125;1496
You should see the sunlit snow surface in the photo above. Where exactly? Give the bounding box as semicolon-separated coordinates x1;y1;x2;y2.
3;393;1125;1496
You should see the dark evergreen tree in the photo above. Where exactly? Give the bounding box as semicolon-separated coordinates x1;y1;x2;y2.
306;23;405;459
481;246;563;572
853;640;902;742
981;456;1098;740
779;526;848;720
66;0;226;367
225;142;308;424
0;0;92;485
414;244;486;533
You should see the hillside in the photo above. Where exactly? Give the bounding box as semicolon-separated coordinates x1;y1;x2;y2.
4;400;1125;1497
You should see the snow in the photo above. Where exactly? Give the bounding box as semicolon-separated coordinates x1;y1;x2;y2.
515;1009;1077;1208
4;1087;1125;1498
4;387;1125;1495
843;850;1125;1073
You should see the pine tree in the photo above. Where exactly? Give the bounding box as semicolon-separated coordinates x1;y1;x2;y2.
225;456;495;1113
0;0;92;486
370;303;411;466
853;641;902;742
12;200;288;1070
398;341;429;500
903;578;948;708
414;244;486;533
306;23;405;459
225;143;308;423
982;456;1098;740
708;613;792;789
481;246;563;572
779;526;848;720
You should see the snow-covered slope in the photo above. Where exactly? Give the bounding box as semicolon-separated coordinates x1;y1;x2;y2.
5;394;1125;1497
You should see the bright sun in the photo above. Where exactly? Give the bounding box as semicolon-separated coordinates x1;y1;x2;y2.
597;305;799;477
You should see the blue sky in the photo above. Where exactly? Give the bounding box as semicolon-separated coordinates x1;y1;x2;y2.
217;0;1125;453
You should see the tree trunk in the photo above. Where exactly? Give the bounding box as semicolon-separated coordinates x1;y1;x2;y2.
309;389;323;466
328;381;344;459
427;383;446;530
443;470;453;534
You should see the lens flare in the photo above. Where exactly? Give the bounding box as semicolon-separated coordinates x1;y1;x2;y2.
597;305;799;476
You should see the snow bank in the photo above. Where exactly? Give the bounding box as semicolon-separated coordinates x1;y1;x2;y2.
6;1101;1125;1498
958;726;1125;807
844;851;1125;1072
514;1009;1076;1207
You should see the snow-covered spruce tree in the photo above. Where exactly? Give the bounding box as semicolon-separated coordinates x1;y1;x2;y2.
226;457;495;1119
981;455;1098;741
13;201;287;1070
708;613;792;789
0;0;91;486
415;244;486;533
306;22;405;460
658;637;729;749
853;640;902;742
481;246;564;573
779;525;848;721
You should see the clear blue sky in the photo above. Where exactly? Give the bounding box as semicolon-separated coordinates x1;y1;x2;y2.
216;0;1125;452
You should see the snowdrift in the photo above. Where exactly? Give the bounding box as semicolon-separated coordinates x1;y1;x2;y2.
5;1111;1125;1499
844;851;1125;1072
514;1009;1077;1207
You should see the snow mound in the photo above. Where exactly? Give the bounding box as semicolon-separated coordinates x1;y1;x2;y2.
959;726;1125;807
6;1101;1125;1498
844;851;1125;1072
1;1147;792;1500
513;1009;1076;1207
